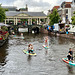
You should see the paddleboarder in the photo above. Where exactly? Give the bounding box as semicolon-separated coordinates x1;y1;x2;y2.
44;36;48;47
67;48;73;62
28;44;34;54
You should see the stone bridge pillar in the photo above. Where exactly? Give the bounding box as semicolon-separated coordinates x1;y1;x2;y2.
14;18;15;25
5;19;6;24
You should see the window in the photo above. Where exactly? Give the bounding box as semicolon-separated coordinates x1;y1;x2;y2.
66;9;68;13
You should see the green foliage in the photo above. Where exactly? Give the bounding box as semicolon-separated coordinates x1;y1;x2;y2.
1;26;8;31
71;11;75;25
0;7;6;22
48;8;60;26
32;19;36;22
73;11;75;14
4;8;8;11
21;19;28;22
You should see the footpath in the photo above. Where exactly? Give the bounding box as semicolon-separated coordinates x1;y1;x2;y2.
50;32;75;40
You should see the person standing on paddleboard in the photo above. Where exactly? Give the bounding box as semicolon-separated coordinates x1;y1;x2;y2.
67;48;73;62
45;36;48;47
28;44;33;54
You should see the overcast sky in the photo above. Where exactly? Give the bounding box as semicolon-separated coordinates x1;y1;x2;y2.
0;0;72;14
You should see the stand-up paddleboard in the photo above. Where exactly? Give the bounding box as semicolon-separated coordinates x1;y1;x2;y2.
23;50;36;55
62;58;75;66
43;45;49;49
13;36;24;39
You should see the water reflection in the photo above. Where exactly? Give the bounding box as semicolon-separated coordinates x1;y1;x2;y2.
0;40;8;66
67;65;74;74
45;50;48;55
27;55;32;62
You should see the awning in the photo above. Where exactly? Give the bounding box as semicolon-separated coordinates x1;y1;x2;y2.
0;23;10;27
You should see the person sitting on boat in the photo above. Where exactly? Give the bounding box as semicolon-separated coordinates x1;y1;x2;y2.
21;33;23;37
67;48;73;62
12;32;16;37
12;32;15;35
28;44;34;54
44;36;48;47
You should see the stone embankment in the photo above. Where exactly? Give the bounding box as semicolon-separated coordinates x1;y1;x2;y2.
40;28;75;40
49;32;75;40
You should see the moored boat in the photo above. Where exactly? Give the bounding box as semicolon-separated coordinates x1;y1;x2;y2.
0;24;9;47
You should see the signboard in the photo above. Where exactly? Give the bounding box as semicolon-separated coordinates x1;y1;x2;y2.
18;28;28;32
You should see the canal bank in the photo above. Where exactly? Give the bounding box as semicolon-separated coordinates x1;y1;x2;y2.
49;32;75;40
40;28;75;40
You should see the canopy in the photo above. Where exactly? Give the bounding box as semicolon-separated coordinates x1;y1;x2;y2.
0;23;10;27
0;23;5;26
47;25;51;30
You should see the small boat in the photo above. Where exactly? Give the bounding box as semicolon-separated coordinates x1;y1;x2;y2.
62;58;75;66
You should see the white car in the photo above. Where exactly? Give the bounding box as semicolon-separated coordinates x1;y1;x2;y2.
68;25;75;35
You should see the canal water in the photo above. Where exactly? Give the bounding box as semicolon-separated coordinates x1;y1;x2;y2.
0;33;75;75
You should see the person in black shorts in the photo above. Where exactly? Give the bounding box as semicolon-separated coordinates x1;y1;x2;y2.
67;48;73;62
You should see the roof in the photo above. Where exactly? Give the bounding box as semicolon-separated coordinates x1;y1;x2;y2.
65;4;71;8
61;1;72;8
65;2;72;4
5;11;46;17
53;6;60;10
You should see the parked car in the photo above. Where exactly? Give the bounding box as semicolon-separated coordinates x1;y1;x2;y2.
53;23;59;32
53;23;65;34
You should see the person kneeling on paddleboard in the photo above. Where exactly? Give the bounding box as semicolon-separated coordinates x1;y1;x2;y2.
28;44;34;54
67;48;73;62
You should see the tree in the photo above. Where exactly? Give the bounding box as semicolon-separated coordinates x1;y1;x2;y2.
4;8;8;11
0;7;6;22
48;8;60;26
21;19;28;23
71;11;75;25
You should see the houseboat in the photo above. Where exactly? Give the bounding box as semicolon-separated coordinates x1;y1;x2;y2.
0;23;9;47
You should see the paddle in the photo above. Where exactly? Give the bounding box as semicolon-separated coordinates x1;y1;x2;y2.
71;44;75;62
72;46;75;60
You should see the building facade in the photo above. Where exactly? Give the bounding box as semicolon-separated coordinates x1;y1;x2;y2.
5;11;47;25
58;2;72;23
47;0;75;24
16;4;28;12
71;0;75;17
1;4;47;25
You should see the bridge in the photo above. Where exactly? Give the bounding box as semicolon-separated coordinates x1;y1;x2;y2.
18;24;42;33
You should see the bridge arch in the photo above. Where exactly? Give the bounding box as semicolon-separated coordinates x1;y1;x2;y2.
32;26;39;33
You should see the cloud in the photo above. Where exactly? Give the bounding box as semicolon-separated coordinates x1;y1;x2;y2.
57;0;72;5
0;0;15;5
13;0;51;14
13;0;50;9
0;0;73;14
